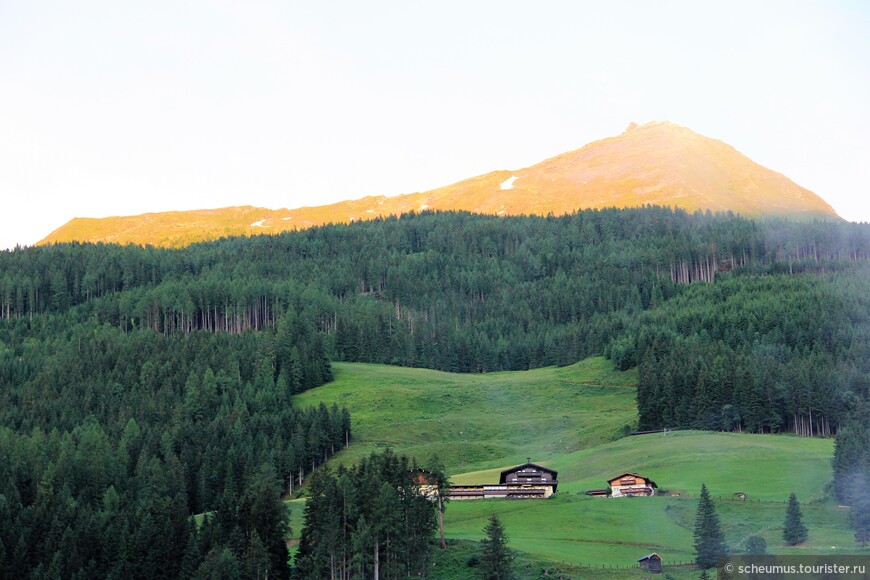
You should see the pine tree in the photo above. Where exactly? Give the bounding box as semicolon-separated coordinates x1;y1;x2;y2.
783;492;808;545
693;483;726;569
479;514;512;580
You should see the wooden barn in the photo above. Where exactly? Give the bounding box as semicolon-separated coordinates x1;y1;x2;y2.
607;472;658;497
638;552;663;573
448;460;558;500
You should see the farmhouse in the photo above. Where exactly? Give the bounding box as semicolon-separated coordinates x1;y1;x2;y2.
448;461;558;500
608;472;658;497
411;468;439;497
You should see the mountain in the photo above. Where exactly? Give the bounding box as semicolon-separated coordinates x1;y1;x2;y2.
39;121;840;247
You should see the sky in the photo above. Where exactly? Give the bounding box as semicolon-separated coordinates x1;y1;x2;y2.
1;1;869;250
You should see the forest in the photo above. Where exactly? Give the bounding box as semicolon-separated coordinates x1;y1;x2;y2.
0;318;345;578
296;449;442;579
1;206;869;576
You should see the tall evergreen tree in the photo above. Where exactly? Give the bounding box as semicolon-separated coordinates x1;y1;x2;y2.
693;483;727;569
479;514;512;580
783;492;808;545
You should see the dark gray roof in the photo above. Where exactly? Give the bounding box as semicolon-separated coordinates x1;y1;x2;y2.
499;462;558;481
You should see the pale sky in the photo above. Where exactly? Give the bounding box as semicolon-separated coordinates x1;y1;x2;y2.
1;1;869;250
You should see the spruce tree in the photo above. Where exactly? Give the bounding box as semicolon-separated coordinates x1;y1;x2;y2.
783;492;808;545
479;514;512;580
693;483;727;569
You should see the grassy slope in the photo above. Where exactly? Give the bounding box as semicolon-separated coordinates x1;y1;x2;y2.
294;357;638;474
291;360;867;578
443;433;854;567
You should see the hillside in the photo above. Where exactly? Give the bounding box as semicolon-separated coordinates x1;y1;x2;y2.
293;358;638;473
38;122;840;247
4;210;868;578
290;362;865;577
5;209;869;579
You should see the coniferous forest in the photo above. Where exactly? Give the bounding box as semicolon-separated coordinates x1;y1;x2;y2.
296;449;440;579
1;206;869;576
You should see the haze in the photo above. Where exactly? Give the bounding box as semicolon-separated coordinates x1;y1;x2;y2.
1;1;869;250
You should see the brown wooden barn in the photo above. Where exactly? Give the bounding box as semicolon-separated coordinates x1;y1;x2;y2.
638;552;663;573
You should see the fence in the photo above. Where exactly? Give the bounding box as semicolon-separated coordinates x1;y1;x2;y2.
670;493;823;505
544;560;698;573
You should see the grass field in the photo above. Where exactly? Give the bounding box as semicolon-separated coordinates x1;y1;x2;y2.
550;430;835;501
294;357;638;474
440;433;859;568
291;360;868;578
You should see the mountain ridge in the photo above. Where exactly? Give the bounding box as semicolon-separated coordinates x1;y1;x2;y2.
39;121;840;247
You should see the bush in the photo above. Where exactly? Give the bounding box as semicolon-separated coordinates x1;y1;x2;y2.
744;535;767;555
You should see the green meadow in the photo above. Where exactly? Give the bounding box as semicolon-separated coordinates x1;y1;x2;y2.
291;360;868;577
294;357;638;473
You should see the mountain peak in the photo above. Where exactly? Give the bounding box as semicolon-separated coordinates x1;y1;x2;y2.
39;123;840;247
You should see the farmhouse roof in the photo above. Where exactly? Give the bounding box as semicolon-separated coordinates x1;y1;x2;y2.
607;472;658;487
499;462;558;481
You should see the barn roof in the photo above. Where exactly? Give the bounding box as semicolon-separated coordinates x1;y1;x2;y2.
638;552;662;561
607;472;658;487
499;462;558;482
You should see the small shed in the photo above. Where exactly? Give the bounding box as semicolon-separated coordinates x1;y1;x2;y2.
638;552;662;574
